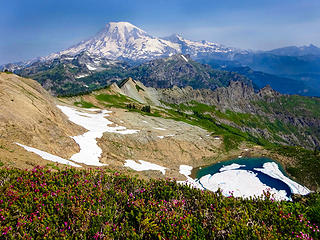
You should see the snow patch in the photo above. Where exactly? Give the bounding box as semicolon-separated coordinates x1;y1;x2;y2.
153;127;166;130
179;165;193;176
254;162;310;195
157;134;174;139
15;143;82;168
57;105;139;166
220;163;245;172
75;74;89;79
178;165;204;190
178;161;310;201
86;64;97;71
181;55;189;62
124;160;167;175
199;170;288;200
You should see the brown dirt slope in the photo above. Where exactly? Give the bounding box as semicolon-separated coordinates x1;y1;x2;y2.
0;73;83;168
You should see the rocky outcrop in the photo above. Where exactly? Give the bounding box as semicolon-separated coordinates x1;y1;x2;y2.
115;77;163;106
159;81;257;113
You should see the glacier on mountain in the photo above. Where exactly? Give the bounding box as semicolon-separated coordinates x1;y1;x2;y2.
44;21;244;62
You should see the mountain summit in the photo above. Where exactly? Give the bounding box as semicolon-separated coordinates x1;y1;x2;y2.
46;21;239;62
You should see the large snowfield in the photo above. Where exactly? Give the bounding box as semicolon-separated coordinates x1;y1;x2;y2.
57;105;139;166
17;106;139;167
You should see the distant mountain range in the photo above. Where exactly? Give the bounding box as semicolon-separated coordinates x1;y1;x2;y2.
267;44;320;57
1;21;320;96
199;59;319;96
12;53;253;96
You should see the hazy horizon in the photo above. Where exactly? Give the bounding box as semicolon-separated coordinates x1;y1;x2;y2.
1;0;320;65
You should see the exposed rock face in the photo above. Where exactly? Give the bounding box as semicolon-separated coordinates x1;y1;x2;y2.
0;73;83;167
116;77;163;106
159;81;257;112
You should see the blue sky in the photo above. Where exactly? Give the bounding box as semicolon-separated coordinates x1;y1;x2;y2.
1;0;320;64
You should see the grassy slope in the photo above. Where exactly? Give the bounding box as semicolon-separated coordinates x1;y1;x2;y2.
0;167;319;239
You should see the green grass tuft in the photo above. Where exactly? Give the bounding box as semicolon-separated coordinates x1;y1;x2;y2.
74;100;97;108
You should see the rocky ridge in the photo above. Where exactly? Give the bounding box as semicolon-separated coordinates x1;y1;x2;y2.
113;78;320;149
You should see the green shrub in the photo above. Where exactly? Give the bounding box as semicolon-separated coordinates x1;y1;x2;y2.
135;84;145;92
141;105;151;113
74;100;96;108
126;103;136;109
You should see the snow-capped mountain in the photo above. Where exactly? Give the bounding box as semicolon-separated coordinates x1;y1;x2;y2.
45;22;243;62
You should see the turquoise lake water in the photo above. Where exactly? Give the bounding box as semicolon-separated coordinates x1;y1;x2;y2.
195;157;293;198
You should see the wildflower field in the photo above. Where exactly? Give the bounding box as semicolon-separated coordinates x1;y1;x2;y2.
0;166;319;239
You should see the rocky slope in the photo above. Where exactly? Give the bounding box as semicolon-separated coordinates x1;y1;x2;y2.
159;82;320;149
0;72;225;177
128;54;253;90
108;78;320;150
0;72;83;168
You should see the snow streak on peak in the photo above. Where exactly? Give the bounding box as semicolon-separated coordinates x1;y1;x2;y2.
106;22;146;34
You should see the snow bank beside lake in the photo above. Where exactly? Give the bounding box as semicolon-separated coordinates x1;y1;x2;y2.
16;143;82;168
57;105;139;166
254;162;310;195
124;160;167;175
178;165;204;190
179;165;193;176
199;170;288;201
